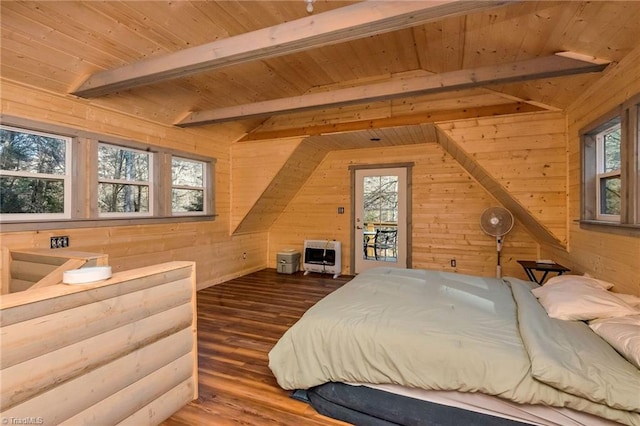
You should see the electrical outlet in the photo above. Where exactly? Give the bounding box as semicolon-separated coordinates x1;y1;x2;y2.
450;258;456;268
242;252;247;260
50;236;69;249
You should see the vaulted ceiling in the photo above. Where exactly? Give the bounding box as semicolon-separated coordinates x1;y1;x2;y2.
2;1;640;141
2;1;640;246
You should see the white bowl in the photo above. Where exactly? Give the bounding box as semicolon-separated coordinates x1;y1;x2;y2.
63;266;112;284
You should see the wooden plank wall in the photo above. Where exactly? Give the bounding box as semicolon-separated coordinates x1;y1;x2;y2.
438;111;568;246
231;137;303;232
268;143;539;279
541;45;640;296
0;80;268;290
435;126;563;249
0;261;198;425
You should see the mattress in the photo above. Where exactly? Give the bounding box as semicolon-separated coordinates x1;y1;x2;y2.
269;267;640;425
354;383;620;426
305;382;529;426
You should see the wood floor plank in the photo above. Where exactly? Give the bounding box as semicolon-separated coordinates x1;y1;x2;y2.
163;269;351;425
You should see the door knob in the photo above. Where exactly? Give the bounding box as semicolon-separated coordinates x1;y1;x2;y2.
356;226;363;229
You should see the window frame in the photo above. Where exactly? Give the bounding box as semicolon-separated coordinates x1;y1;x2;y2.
171;155;208;216
594;122;622;222
581;93;640;234
0;125;73;221
0;117;216;231
97;142;154;218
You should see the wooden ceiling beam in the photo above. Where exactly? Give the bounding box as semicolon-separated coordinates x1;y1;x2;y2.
176;53;609;127
239;102;545;142
479;89;563;112
71;0;506;98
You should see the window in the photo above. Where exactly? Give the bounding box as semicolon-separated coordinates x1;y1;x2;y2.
172;157;205;214
595;122;621;220
582;95;640;230
363;175;399;225
98;143;152;216
0;125;71;220
0;120;215;229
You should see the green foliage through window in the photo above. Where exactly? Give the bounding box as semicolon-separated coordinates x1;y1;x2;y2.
172;157;205;213
0;126;68;215
98;144;151;214
1;122;214;224
596;124;622;219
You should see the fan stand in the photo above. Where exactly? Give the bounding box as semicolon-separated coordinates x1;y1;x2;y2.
496;235;504;279
480;206;514;280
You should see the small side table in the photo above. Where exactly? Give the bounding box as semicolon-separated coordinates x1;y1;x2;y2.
517;260;570;285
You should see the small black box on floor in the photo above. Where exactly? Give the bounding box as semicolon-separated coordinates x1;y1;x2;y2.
277;249;301;274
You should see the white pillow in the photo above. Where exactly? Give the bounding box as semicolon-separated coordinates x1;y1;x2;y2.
611;292;640;308
544;274;614;290
531;280;638;321
590;315;640;369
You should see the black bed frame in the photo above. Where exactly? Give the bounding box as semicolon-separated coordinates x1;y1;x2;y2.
297;382;529;426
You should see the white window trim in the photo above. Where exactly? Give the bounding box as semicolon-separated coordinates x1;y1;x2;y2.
97;142;154;218
595;127;621;222
171;156;207;216
0;125;72;222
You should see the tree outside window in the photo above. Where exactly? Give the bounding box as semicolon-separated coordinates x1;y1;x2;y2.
596;124;621;219
172;157;205;214
0;121;215;228
98;143;151;215
363;175;398;228
0;126;70;218
582;95;640;229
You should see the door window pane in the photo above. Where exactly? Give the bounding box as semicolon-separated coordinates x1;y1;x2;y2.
362;174;399;261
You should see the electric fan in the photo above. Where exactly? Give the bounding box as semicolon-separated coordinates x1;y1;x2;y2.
479;206;514;278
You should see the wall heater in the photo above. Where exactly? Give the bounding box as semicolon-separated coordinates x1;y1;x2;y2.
303;240;341;279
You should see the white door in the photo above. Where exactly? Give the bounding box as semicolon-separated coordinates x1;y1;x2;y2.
354;167;407;274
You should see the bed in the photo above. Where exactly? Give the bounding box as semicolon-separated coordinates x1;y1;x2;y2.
268;267;640;426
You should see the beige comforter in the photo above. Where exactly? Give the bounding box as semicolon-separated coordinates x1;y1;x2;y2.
268;268;640;425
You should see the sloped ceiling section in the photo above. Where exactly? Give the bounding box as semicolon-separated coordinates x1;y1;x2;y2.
231;137;304;232
232;119;566;248
70;1;508;98
231;125;437;235
437;111;569;245
232;139;328;235
434;126;564;248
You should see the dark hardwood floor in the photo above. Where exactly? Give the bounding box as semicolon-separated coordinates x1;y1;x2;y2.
162;269;352;426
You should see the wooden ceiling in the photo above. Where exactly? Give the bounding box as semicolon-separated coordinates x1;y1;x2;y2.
2;1;640;141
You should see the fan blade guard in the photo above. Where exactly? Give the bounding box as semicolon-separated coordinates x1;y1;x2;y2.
480;207;514;237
